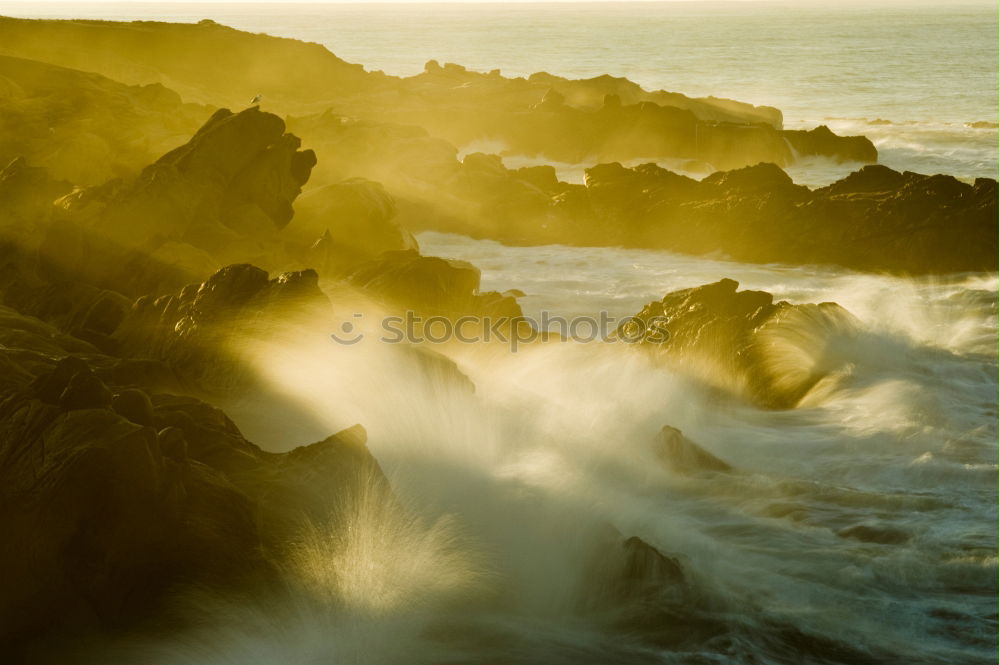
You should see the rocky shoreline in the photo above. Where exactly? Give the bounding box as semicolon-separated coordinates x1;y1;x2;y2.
0;15;994;660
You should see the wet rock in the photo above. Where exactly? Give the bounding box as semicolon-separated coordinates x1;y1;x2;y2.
627;279;860;408
783;124;877;163
114;263;332;394
189;263;270;319
655;426;731;474
650;163;996;273
619;536;685;591
0;314;390;650
347;249;522;319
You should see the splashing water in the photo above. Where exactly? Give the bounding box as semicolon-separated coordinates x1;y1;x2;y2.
94;234;997;664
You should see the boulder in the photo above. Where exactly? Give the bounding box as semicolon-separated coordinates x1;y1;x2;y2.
346;249;522;319
59;107;316;254
625;279;860;408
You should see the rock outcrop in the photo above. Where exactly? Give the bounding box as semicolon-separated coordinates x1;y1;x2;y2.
0;106;324;360
292;178;418;273
346;249;523;319
428;160;996;274
114;264;332;394
0;17;376;112
0;307;389;654
0;17;869;173
56;106;316;271
624;279;861;408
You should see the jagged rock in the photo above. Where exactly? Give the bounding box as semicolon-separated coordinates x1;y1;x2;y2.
463;152;508;177
0;307;390;651
114;264;332;393
618;536;686;597
188;263;271;319
513;165;559;191
59;107;316;254
546;162;997;273
0;104;324;353
626;279;860;408
701;161;805;195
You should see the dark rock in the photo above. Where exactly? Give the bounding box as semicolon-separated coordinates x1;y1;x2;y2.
0;312;390;650
702;161;803;196
783;124;877;163
32;355;91;404
113;263;333;394
463;152;508;177
627;279;860;408
838;524;911;545
53;107;316;288
346;249;522;319
619;535;685;593
112;388;154;426
58;369;113;411
189;263;270;319
156;426;188;461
